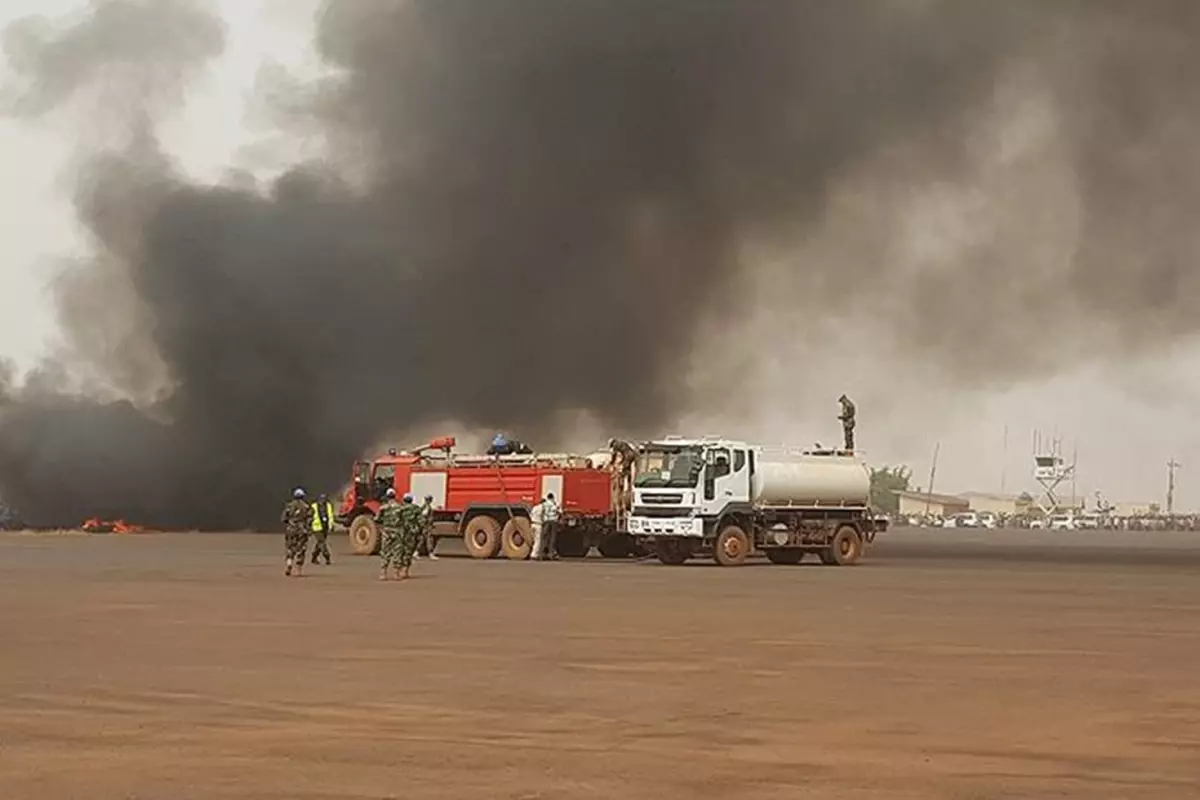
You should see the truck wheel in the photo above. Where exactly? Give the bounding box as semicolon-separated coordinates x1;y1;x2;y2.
554;529;589;558
827;526;864;566
463;515;502;559
713;524;750;566
765;549;803;565
501;517;533;560
655;541;690;565
597;533;632;559
349;515;380;556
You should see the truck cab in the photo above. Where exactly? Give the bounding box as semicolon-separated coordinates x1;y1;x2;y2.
627;437;883;568
626;438;753;539
339;453;416;526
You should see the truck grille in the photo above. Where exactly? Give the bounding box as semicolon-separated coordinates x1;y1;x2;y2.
633;507;687;518
640;493;684;505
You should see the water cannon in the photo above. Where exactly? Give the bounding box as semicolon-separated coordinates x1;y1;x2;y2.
411;436;456;456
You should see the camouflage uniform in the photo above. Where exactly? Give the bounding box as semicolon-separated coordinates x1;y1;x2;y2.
838;395;856;451
418;498;437;558
280;498;313;574
395;503;424;569
375;499;405;574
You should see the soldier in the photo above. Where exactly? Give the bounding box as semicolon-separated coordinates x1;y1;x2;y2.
375;488;404;581
280;487;313;577
415;494;439;561
394;493;425;580
838;394;857;451
309;493;335;565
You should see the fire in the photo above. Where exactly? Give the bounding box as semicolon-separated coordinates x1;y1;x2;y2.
81;518;145;534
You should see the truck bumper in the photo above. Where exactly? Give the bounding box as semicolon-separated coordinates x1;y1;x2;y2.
627;516;704;537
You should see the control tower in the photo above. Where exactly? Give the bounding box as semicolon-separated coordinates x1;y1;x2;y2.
1033;436;1075;516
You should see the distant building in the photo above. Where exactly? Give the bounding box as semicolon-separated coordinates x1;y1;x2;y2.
895;490;970;518
958;491;1031;516
1111;501;1158;517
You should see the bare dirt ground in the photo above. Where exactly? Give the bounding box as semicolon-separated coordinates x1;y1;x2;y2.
1;529;1198;799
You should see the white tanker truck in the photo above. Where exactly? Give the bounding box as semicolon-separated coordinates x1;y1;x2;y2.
625;436;887;566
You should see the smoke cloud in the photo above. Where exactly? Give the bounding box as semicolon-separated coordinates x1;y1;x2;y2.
1;1;1199;527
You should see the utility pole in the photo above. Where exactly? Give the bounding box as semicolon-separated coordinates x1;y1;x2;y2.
1000;424;1008;495
1167;458;1181;515
924;442;940;516
1071;441;1078;510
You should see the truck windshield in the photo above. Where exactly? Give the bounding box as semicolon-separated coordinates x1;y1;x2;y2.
634;448;703;488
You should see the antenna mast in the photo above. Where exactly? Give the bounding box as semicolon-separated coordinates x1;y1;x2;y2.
1000;424;1008;495
1167;458;1181;515
1071;441;1078;510
924;442;940;516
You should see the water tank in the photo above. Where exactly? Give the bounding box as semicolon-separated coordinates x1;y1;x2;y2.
752;451;870;507
586;451;614;469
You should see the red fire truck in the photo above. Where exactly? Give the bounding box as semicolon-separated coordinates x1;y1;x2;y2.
336;437;638;559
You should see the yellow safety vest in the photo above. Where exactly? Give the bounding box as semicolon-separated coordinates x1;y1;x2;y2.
310;501;335;532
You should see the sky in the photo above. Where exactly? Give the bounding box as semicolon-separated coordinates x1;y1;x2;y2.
1;0;1198;511
0;0;322;366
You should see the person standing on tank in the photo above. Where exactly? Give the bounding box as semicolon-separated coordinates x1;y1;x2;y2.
838;394;856;451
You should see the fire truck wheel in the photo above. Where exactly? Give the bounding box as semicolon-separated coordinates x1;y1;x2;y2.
713;524;750;566
597;533;632;559
554;529;589;558
463;515;502;559
349;515;380;556
765;548;804;565
501;517;534;560
827;526;864;566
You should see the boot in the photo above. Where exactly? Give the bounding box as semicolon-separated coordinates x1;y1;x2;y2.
428;552;439;561
284;559;293;577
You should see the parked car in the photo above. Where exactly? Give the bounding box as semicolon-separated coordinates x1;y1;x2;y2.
977;512;999;529
1049;513;1077;530
943;512;981;529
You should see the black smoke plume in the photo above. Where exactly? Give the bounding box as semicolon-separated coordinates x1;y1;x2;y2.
1;1;1199;527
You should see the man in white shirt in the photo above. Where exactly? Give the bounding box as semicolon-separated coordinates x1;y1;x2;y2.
529;493;561;561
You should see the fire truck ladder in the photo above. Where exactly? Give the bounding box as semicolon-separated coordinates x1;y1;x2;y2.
493;455;520;529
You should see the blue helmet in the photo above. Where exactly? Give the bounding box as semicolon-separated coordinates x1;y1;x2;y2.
293;487;305;499
492;433;507;446
402;493;414;503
